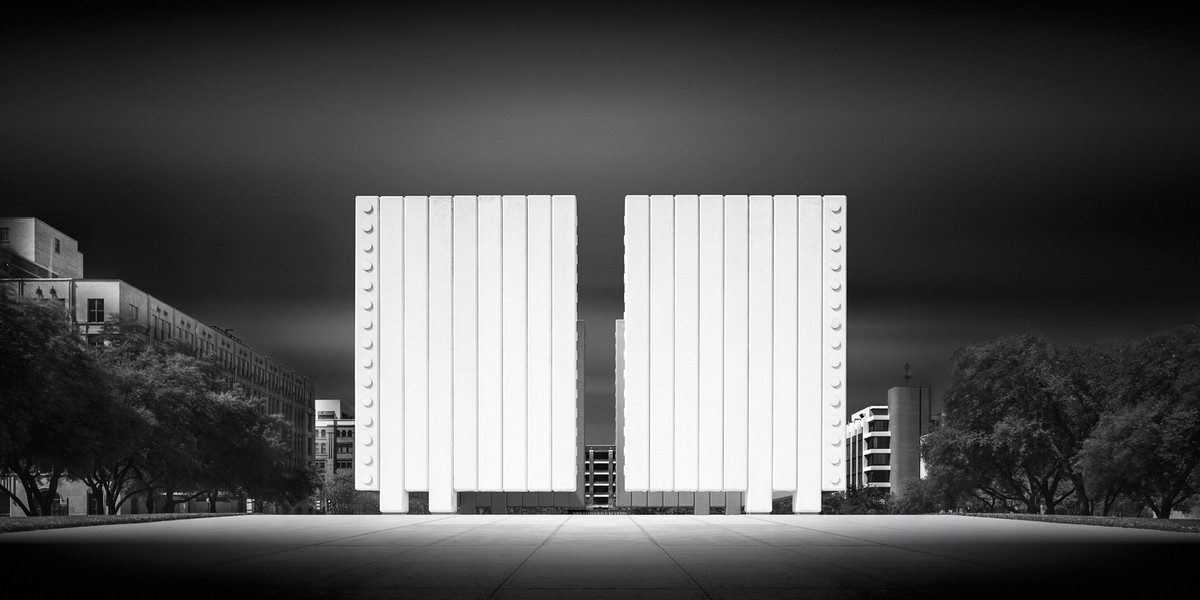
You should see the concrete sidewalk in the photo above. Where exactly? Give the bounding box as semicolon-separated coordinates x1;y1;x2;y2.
2;514;1195;598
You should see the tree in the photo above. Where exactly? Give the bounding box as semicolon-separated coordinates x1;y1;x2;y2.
315;469;361;514
820;483;889;514
1080;325;1200;518
0;287;117;515
927;334;1100;514
86;328;316;514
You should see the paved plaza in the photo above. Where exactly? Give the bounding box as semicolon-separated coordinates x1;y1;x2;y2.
2;514;1195;598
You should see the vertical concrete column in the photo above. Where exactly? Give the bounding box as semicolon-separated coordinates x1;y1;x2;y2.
527;195;553;491
722;195;749;493
452;196;478;493
551;197;579;490
772;195;798;492
377;196;407;512
795;196;824;513
403;197;429;492
502;195;527;490
746;195;773;513
822;196;847;491
477;197;504;491
623;199;650;491
674;194;700;491
648;195;675;490
355;196;384;497
428;196;455;513
698;195;724;492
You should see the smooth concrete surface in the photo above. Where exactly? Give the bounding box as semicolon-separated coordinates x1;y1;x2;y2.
2;514;1196;599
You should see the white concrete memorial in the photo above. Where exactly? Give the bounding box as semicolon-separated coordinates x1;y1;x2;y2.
621;195;847;513
355;195;579;513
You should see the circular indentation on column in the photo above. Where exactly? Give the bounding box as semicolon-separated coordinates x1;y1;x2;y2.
829;259;842;272
830;455;841;465
362;221;374;233
362;280;374;292
362;241;374;253
830;299;842;310
362;356;373;368
361;318;373;330
829;278;842;291
361;455;373;466
360;375;373;388
362;474;373;486
363;434;373;446
830;435;842;446
828;198;843;213
362;203;375;214
829;318;842;330
829;394;842;407
362;338;373;349
830;337;842;350
361;395;374;407
830;376;842;388
830;357;841;368
362;299;374;310
830;416;842;427
361;259;374;272
829;475;841;485
830;220;842;233
362;416;373;427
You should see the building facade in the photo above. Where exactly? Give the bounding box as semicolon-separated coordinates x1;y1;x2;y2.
620;195;848;514
315;399;355;475
845;386;937;492
355;195;581;514
0;217;84;278
2;217;315;516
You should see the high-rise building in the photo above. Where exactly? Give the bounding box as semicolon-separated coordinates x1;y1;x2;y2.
619;195;847;514
1;217;315;514
355;196;581;514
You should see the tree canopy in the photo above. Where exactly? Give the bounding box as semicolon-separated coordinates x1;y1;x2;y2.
1;287;314;515
922;325;1200;517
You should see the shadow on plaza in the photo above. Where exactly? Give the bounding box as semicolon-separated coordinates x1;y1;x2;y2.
4;530;1195;599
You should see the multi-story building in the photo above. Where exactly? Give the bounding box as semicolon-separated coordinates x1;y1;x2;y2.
315;399;355;475
845;386;938;492
1;217;315;514
846;406;891;490
583;445;616;508
619;195;848;514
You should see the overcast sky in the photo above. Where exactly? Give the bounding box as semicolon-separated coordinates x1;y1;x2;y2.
4;7;1197;443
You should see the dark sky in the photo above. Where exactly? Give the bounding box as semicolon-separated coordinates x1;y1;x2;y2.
4;7;1198;443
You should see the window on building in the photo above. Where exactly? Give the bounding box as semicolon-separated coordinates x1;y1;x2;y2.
54;238;61;253
87;298;104;323
0;228;8;243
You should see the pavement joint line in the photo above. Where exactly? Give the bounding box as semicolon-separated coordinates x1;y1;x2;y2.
189;514;463;590
741;515;1023;578
484;515;571;599
274;514;521;596
700;515;888;587
630;515;716;600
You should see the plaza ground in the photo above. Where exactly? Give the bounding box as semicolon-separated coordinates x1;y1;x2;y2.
2;513;1195;599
